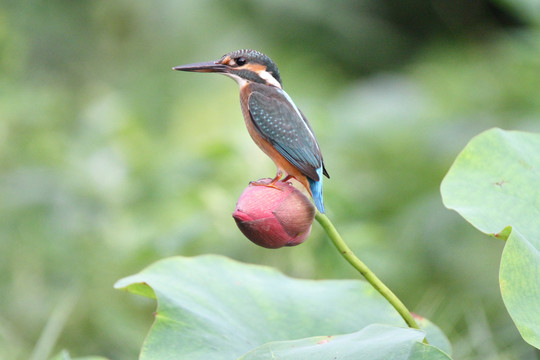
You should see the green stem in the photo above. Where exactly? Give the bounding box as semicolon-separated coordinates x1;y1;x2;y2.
315;211;422;331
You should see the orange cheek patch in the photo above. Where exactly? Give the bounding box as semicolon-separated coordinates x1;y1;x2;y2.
245;64;266;72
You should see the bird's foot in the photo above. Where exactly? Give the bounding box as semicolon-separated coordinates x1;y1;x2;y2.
250;172;285;191
281;175;294;183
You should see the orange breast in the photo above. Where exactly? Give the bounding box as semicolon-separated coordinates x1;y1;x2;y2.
239;84;311;194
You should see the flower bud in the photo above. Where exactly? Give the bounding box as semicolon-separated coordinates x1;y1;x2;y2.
232;178;316;249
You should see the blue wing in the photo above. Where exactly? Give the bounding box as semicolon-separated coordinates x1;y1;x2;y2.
308;168;325;213
247;86;324;181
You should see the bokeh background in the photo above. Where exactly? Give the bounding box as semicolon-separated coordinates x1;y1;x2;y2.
1;0;540;359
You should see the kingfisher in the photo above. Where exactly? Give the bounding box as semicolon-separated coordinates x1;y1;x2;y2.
173;49;329;213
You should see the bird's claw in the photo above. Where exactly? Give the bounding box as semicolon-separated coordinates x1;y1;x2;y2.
249;179;283;191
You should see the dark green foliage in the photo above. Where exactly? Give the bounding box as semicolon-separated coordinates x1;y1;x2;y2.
1;1;539;359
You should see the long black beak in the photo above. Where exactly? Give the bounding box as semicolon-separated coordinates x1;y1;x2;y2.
172;61;228;73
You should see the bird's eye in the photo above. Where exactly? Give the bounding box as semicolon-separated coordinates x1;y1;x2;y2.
235;57;247;66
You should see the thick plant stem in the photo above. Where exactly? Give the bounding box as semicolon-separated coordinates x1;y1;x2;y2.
315;211;422;332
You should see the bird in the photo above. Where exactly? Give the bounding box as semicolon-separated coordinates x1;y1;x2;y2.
173;49;329;213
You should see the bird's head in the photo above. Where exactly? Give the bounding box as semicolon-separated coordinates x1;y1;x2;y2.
173;49;282;88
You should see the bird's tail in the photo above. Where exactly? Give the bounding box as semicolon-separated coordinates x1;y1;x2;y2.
308;167;325;213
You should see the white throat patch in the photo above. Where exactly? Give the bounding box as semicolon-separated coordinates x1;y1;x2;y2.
223;72;248;88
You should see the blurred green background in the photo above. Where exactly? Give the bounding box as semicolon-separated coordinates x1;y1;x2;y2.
1;0;540;359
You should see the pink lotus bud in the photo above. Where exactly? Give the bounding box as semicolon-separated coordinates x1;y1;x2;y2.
232;178;316;249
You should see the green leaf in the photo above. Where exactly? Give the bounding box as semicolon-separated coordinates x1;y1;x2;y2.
441;128;540;348
238;324;451;360
50;350;110;360
115;255;452;359
413;315;452;355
